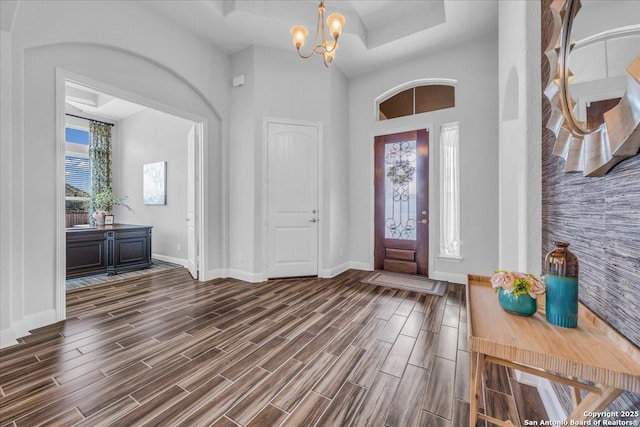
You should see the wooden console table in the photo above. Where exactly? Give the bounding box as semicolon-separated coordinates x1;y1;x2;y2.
467;275;640;426
66;224;153;278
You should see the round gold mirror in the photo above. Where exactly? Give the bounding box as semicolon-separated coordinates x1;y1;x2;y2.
545;0;640;177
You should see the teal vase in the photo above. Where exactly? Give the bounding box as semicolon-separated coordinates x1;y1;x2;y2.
545;242;579;328
498;288;537;316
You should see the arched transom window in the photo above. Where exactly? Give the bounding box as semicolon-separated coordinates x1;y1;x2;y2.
377;83;455;121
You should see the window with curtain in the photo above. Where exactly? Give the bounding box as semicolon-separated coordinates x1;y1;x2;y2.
65;127;91;205
64;122;113;226
65;127;91;226
439;122;461;258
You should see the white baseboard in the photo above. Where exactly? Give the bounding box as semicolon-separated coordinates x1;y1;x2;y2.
204;268;266;283
227;269;265;283
0;328;19;349
319;262;351;278
514;371;539;387
204;263;465;287
152;254;188;267
431;271;467;285
537;378;567;421
0;309;57;349
349;261;373;271
204;268;227;281
515;371;566;421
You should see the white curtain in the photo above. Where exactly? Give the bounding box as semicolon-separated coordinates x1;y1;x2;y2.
439;122;460;257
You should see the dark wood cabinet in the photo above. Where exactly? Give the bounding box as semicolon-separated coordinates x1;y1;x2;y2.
66;224;153;279
66;234;108;278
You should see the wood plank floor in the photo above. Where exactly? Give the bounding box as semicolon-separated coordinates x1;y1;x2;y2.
65;259;183;290
0;269;544;426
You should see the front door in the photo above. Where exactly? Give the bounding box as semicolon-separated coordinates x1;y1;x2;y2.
267;121;319;278
374;129;429;275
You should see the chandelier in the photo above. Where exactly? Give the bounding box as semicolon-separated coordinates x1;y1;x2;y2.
290;0;346;67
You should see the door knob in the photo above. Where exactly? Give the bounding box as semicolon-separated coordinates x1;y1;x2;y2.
422;210;428;216
419;219;427;224
309;218;317;223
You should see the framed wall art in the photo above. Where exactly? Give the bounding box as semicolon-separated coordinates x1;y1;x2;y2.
143;161;167;205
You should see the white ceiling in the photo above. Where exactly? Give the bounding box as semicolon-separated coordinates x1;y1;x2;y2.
62;0;499;119
144;0;499;78
66;81;147;121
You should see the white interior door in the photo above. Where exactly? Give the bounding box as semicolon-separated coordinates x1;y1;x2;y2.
267;122;319;278
186;125;197;279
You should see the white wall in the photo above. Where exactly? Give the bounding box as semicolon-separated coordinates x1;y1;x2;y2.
0;29;13;343
227;46;351;281
348;36;499;283
498;0;541;274
570;0;640;41
0;0;229;347
229;47;257;278
327;65;351;275
117;109;194;264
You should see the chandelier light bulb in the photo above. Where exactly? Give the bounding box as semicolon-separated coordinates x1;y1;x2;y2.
324;40;336;53
323;40;337;63
290;25;309;49
326;13;345;39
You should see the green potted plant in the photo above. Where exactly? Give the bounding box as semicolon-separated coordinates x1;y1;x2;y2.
91;189;133;225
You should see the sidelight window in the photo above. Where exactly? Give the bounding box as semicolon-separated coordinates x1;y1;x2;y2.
439;122;461;258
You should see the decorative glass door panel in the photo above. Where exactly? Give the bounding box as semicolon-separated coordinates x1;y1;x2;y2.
384;140;417;240
375;130;429;275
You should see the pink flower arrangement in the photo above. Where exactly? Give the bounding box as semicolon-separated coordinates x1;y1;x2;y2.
490;270;545;299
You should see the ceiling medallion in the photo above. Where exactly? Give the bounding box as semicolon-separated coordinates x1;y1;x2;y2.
290;0;345;67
